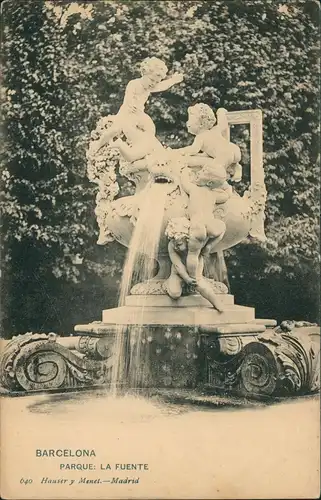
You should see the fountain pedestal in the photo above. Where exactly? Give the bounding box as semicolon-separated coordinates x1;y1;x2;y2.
100;294;255;326
1;294;319;398
68;292;319;398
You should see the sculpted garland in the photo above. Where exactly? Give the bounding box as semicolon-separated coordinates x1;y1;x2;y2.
87;57;267;310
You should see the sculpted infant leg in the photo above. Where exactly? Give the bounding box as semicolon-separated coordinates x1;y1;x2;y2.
186;157;227;187
194;247;225;312
165;267;184;299
214;183;232;204
92;123;123;154
133;113;156;136
206;218;226;242
195;278;224;312
111;139;150;162
186;221;207;279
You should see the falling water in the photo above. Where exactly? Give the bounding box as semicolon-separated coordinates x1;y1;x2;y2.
111;182;168;394
118;182;168;306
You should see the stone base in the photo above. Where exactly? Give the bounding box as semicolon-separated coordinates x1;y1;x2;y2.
0;333;113;393
0;292;319;399
130;279;229;296
101;304;255;326
203;324;320;397
101;293;255;326
1;322;319;398
124;294;234;308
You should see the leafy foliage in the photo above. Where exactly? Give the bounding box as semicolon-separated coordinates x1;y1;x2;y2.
1;0;319;336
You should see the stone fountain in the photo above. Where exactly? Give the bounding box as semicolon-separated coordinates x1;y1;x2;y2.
1;58;319;398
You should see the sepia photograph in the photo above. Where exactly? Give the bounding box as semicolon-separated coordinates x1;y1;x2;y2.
0;1;320;499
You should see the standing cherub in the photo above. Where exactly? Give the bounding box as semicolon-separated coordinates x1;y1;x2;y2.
164;218;225;312
179;167;227;282
90;57;184;155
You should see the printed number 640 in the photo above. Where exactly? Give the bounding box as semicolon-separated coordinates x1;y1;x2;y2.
20;478;33;485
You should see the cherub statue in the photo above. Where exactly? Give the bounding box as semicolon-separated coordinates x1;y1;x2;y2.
90;57;184;155
109;121;164;168
164;218;225;312
177;104;242;184
109;118;183;189
179;167;227;281
174;104;244;280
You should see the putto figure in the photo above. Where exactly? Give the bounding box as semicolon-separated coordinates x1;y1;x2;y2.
90;57;184;155
178;104;242;184
87;70;268;303
165;218;225;312
179;166;227;282
176;104;244;280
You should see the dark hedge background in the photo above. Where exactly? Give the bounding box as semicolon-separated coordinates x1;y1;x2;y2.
1;0;320;338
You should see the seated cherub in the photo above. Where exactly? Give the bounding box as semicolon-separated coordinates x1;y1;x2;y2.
179;167;227;282
108;122;164;165
90;57;184;155
164;218;225;312
177;104;242;183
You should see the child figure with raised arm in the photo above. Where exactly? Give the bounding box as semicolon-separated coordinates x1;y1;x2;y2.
177;104;242;184
165;218;225;312
90;57;184;155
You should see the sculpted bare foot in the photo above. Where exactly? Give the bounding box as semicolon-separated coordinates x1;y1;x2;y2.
213;298;225;313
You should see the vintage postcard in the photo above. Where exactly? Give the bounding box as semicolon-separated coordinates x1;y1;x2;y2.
0;1;320;499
